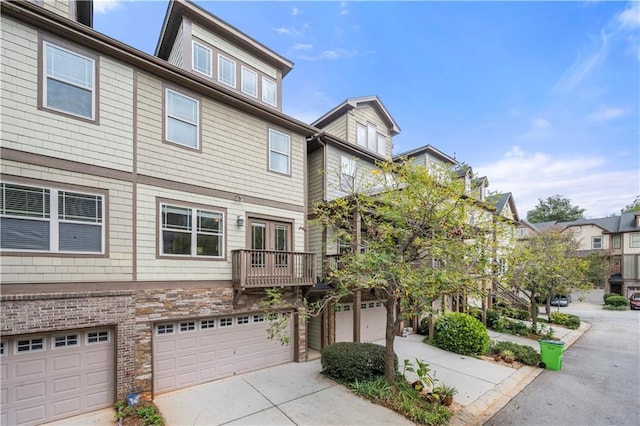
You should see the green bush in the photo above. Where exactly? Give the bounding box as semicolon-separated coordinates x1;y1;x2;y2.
603;304;628;311
434;312;489;356
486;309;500;328
565;315;581;329
488;341;540;366
605;295;628;307
500;307;530;321
321;342;397;382
603;293;618;304
549;311;581;329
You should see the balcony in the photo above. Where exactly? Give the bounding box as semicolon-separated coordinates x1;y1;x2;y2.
232;250;316;302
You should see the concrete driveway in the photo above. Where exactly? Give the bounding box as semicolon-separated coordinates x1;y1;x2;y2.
154;358;411;425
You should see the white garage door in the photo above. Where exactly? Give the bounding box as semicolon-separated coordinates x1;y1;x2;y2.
0;329;114;426
361;301;386;342
153;313;294;395
335;303;353;342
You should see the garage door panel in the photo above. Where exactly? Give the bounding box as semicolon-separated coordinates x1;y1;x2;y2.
1;363;7;380
15;405;46;425
52;375;80;393
85;348;112;366
15;358;47;378
86;369;112;386
15;381;46;402
1;386;7;405
86;389;112;408
52;396;80;417
52;352;82;371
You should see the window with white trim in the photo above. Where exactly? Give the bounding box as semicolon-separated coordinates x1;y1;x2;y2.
43;42;95;119
165;89;199;149
53;334;78;348
356;122;386;155
356;123;367;147
377;134;386;155
367;123;377;152
262;77;277;107
180;321;196;332
87;330;109;343
592;236;603;249
220;317;233;327
343;304;351;311
192;41;212;77
368;302;375;308
253;314;264;323
269;129;290;174
237;316;249;325
16;338;45;353
218;54;236;88
241;66;258;98
160;204;224;257
341;156;356;191
361;303;367;309
1;183;104;253
631;233;640;248
0;341;6;356
156;324;174;335
201;319;215;329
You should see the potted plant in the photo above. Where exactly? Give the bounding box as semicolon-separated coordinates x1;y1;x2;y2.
433;384;458;406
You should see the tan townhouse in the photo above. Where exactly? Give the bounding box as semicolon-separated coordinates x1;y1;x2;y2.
1;1;317;423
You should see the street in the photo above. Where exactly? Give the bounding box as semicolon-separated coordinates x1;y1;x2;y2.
485;302;640;426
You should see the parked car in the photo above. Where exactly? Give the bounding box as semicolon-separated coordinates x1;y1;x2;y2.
629;293;640;310
550;295;571;307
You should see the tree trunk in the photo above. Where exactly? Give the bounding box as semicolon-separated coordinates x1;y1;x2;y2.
529;294;537;331
384;293;398;385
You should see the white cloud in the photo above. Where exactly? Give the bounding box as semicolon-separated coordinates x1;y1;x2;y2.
298;48;359;61
533;117;551;129
617;2;640;29
291;43;313;51
589;106;628;122
94;0;122;14
273;27;291;35
475;146;638;218
551;30;609;95
292;7;301;17
340;2;349;16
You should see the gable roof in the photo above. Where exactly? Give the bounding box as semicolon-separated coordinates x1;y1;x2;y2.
490;192;519;222
527;212;639;234
393;144;457;165
311;95;401;135
155;0;294;77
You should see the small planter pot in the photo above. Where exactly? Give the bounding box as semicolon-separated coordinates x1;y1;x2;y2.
442;395;454;406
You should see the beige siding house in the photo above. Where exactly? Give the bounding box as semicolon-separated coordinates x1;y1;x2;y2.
0;1;317;424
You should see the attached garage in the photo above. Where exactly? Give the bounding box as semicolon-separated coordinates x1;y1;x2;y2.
0;328;115;426
153;312;294;395
335;301;386;343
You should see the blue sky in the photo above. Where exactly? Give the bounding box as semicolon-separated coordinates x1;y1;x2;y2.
93;0;639;219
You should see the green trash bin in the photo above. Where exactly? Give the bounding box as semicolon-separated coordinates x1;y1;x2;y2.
539;340;565;371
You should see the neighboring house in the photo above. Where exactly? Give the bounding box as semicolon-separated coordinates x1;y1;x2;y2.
0;1;317;424
522;213;640;296
306;96;401;350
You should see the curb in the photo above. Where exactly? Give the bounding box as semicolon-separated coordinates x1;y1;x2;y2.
449;321;591;425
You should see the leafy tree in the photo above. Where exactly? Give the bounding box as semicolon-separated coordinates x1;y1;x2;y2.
504;229;589;328
266;161;496;385
526;195;585;223
584;251;612;287
621;195;640;213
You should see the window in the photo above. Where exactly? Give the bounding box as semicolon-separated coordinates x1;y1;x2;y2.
16;338;44;353
377;134;386;155
341;156;356;191
337;235;351;255
218;54;236;88
165;89;199;149
156;324;174;335
517;228;526;237
43;42;95;119
180;322;196;332
241;66;257;98
367;123;377;152
220;317;233;327
53;334;78;348
631;234;640;248
262;77;277;107
87;330;109;343
361;303;367;309
356;123;367;147
201;319;215;329
1;183;104;253
0;341;6;357
160;204;224;258
253;314;264;323
192;41;212;77
268;129;290;174
612;235;621;249
592;236;603;249
343;304;351;311
237;316;249;325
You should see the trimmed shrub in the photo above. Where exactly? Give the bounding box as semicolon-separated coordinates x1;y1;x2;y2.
488;341;540;366
605;295;628;307
565;315;581;329
434;312;489;356
549;311;581;329
321;342;397;382
603;304;628;311
603;293;618;304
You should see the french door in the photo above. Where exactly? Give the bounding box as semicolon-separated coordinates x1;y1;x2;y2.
248;218;292;274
